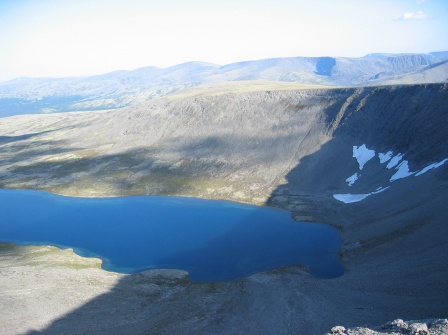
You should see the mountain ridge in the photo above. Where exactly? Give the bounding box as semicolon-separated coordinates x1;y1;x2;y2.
1;52;447;117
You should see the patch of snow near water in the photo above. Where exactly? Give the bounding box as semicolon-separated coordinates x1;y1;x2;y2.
390;160;414;181
378;151;393;164
415;158;448;176
333;187;390;204
346;173;359;186
353;144;376;170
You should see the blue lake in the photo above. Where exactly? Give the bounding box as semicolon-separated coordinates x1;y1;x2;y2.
0;189;344;282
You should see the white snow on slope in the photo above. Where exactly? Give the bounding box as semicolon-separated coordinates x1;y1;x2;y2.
346;173;359;186
333;187;390;204
333;193;369;203
378;151;393;164
386;153;404;169
338;144;447;204
353;144;376;170
415;158;448;176
390;160;414;181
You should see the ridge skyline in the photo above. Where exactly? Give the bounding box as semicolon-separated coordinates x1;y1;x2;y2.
3;50;448;82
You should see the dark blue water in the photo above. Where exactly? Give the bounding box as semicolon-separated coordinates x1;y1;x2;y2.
0;189;344;282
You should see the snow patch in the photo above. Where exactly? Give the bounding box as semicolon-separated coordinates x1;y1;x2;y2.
378;151;393;164
340;143;447;203
353;144;376;170
415;158;448;176
333;187;390;204
333;193;369;203
390;160;414;181
367;186;389;195
386;153;403;169
346;173;359;186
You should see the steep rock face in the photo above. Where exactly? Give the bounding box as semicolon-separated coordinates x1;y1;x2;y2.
284;83;448;198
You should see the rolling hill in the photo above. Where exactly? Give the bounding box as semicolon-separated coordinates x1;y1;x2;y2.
0;51;447;117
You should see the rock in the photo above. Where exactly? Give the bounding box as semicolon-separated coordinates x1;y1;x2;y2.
428;319;448;333
409;322;429;334
381;318;408;331
328;319;446;335
331;326;346;334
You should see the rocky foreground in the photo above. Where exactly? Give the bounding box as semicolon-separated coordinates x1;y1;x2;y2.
327;319;448;335
0;83;447;334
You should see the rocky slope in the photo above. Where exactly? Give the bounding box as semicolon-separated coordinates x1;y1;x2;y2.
1;84;447;205
326;319;448;335
0;83;447;334
0;52;447;116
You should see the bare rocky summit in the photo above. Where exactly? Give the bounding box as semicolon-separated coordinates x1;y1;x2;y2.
0;83;447;334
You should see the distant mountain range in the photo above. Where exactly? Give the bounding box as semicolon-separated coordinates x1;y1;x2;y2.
1;52;447;117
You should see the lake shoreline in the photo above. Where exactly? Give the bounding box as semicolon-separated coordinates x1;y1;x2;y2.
0;188;344;282
1;177;446;334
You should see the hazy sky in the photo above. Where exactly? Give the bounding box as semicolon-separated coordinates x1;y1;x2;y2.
0;0;447;81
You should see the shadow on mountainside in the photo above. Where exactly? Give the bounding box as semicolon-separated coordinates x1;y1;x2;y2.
0;132;311;197
2;83;448;334
0;128;92;166
21;136;448;335
0;132;48;145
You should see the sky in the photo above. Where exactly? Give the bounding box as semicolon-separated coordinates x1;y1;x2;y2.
0;0;447;82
